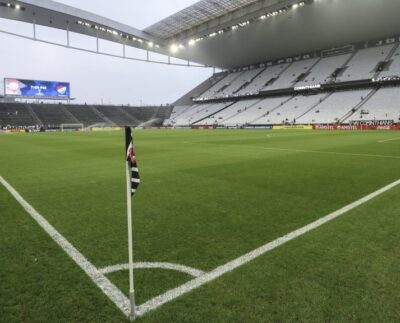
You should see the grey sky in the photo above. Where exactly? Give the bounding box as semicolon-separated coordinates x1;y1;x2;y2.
0;1;213;105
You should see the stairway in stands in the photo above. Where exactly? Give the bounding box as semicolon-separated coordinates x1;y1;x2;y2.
339;88;379;124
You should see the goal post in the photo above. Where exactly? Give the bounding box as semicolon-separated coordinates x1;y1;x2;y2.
60;123;84;132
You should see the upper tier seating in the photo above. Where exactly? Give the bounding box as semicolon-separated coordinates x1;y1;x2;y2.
379;45;400;77
296;53;352;87
336;45;394;82
200;68;263;99
236;63;290;96
263;58;319;91
199;71;243;99
215;68;263;98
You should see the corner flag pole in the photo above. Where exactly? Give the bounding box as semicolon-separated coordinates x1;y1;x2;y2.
126;161;136;319
125;127;136;320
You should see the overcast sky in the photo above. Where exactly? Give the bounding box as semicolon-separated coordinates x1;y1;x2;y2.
0;0;214;105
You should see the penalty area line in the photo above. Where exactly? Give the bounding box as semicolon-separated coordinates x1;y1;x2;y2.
0;176;131;317
136;178;400;317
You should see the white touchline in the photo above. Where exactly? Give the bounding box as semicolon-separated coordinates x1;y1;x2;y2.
209;143;400;160
135;178;400;317
256;146;400;159
0;176;131;317
99;262;205;277
378;138;400;143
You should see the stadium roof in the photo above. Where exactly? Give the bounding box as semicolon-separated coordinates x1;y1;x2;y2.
1;0;400;69
144;0;261;40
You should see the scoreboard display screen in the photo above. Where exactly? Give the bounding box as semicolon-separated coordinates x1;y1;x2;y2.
4;78;70;98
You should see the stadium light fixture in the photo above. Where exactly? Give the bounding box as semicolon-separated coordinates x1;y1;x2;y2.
15;4;20;9
170;44;179;53
180;0;312;45
147;42;154;48
188;39;196;46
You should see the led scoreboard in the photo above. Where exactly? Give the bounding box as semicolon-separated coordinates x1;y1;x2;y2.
4;78;70;99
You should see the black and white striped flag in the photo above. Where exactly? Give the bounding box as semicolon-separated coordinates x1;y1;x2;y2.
125;127;140;195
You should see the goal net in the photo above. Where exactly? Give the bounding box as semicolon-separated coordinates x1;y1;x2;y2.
60;123;84;132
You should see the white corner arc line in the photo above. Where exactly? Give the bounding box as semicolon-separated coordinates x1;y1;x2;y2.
99;262;205;277
0;176;131;317
135;178;400;317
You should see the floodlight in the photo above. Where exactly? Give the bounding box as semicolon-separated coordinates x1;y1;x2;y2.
170;44;179;53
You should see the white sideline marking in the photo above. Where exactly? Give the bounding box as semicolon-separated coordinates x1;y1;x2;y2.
0;176;131;317
99;262;205;277
254;145;400;160
378;137;400;143
208;143;400;160
135;178;400;317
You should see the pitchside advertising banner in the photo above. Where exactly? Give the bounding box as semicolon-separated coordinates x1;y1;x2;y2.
4;78;70;99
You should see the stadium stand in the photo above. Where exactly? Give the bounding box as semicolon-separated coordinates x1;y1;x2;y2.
199;71;243;99
30;104;78;126
349;87;400;123
0;103;172;128
2;42;400;130
254;93;328;125
231;96;293;125
64;105;106;126
296;89;372;124
379;45;400;77
93;105;134;126
240;64;290;96
264;57;320;90
199;99;261;125
336;45;394;82
295;54;353;86
172;102;234;126
165;41;400;127
0;103;38;126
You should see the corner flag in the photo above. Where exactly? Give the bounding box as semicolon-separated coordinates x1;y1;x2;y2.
125;127;140;195
125;127;139;320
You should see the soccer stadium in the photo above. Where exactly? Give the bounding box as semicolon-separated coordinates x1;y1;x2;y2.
1;0;400;322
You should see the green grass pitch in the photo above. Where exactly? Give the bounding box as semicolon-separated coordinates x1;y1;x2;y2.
0;129;399;322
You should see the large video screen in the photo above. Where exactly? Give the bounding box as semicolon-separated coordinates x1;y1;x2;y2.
4;78;70;98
